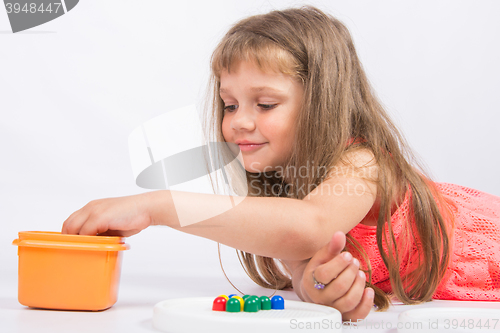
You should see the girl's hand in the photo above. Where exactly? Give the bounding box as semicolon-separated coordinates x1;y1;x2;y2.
61;193;153;237
299;231;374;321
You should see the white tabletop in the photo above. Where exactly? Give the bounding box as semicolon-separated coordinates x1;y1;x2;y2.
2;266;499;333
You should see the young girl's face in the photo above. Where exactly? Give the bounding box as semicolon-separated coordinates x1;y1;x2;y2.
220;60;303;173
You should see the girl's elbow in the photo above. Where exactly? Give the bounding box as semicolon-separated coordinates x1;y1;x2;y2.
282;225;323;261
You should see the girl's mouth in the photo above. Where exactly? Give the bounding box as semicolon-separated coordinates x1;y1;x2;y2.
238;143;267;152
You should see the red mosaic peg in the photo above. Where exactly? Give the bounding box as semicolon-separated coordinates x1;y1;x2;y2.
212;296;227;311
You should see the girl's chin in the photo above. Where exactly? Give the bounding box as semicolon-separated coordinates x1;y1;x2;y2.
243;163;280;174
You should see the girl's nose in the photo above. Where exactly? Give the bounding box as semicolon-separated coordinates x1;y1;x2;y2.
231;105;256;131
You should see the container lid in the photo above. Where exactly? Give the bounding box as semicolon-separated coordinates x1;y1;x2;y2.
12;231;130;251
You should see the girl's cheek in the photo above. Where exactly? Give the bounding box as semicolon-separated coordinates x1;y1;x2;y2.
266;118;290;138
221;118;231;138
260;113;281;130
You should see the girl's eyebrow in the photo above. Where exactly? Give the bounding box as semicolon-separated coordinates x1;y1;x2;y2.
250;86;285;93
220;86;286;94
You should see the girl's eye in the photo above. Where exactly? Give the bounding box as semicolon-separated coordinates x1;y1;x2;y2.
258;104;277;110
223;105;238;112
223;104;277;112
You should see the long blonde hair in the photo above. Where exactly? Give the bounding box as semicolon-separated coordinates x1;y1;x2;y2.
203;5;452;310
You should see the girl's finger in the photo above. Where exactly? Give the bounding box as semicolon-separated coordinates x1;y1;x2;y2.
327;231;347;258
341;287;375;322
79;215;108;236
311;251;353;288
322;259;360;300
61;209;81;234
61;209;89;235
308;231;346;268
310;259;360;304
330;269;366;312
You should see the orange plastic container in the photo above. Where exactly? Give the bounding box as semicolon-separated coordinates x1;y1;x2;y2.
12;231;130;311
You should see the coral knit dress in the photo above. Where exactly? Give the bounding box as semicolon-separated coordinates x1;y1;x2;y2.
347;182;500;300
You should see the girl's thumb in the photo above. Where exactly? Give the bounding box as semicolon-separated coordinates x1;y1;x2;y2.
327;231;347;257
312;231;347;266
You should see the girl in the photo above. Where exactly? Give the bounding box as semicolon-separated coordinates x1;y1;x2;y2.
62;5;500;321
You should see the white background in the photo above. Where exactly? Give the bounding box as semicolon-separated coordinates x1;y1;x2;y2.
1;0;499;314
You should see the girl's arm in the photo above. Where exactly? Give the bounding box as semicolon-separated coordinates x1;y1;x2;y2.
148;148;377;260
147;189;323;260
62;149;377;262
